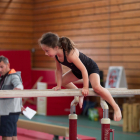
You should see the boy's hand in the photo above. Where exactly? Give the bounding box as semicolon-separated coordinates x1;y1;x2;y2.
21;107;26;115
21;107;26;112
81;87;89;96
52;86;61;91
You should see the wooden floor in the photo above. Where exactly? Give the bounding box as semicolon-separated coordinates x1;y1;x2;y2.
16;114;140;140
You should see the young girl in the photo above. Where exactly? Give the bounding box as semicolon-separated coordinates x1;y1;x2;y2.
39;32;122;121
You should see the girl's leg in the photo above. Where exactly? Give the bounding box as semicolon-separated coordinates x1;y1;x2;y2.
89;73;122;121
61;70;84;108
61;70;79;89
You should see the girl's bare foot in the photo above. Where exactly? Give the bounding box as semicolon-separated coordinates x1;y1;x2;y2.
114;106;122;121
79;96;84;108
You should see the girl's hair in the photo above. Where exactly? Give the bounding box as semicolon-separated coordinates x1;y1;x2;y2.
39;32;75;54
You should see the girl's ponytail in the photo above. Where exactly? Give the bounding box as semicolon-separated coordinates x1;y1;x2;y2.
59;37;75;54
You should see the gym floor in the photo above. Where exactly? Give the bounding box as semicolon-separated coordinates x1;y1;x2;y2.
18;115;140;140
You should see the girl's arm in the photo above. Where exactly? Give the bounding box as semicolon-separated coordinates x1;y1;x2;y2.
54;57;62;89
68;51;89;95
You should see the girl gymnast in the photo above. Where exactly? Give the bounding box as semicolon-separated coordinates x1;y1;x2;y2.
39;32;122;121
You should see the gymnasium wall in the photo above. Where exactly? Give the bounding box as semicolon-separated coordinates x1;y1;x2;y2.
33;0;110;78
109;0;140;89
0;0;33;50
33;0;140;89
0;0;140;90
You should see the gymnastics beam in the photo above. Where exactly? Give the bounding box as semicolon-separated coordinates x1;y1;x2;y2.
17;119;69;137
0;88;140;98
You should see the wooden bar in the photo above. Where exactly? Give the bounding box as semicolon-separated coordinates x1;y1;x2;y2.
0;88;140;98
17;119;69;137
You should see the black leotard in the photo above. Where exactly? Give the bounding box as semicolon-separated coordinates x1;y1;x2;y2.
55;49;99;79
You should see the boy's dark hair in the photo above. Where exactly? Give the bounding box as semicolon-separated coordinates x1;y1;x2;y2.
0;55;9;64
39;32;75;54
